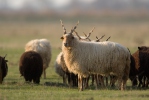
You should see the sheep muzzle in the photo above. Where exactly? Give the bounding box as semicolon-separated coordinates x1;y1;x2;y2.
64;43;68;47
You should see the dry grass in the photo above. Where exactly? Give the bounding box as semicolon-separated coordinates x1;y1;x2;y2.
0;20;149;53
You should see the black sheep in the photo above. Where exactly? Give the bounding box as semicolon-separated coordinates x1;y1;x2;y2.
19;51;43;84
138;46;149;87
0;55;8;83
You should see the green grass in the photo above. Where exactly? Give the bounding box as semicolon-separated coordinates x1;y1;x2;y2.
0;19;149;100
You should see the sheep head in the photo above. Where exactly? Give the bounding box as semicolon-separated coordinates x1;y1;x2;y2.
60;20;79;47
138;46;149;51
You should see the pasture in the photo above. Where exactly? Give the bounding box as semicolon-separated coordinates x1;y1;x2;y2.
0;17;149;100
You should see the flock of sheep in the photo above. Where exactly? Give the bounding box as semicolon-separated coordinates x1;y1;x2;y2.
0;20;149;91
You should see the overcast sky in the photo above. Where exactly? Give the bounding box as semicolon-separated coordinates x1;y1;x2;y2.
1;0;149;11
1;0;94;9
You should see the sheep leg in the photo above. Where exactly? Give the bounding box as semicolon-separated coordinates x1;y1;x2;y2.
78;74;83;91
110;75;117;87
43;68;46;79
67;73;73;87
74;74;78;87
94;74;98;90
0;58;2;84
91;74;94;86
25;77;32;83
72;73;77;87
0;59;2;84
83;77;88;89
63;73;67;84
105;76;108;86
98;75;105;88
85;76;90;88
33;77;40;84
145;78;149;87
142;76;146;87
117;77;123;90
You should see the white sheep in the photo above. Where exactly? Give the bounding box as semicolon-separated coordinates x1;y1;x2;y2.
60;21;131;91
54;25;94;87
54;52;68;84
54;34;93;86
25;39;52;79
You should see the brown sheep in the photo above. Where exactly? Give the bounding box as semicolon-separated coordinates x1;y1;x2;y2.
138;46;149;87
130;46;149;87
19;51;43;84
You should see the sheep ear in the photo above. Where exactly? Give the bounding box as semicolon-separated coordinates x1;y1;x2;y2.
138;47;141;50
3;54;7;59
60;37;64;40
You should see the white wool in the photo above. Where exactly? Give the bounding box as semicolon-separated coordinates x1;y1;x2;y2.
62;35;130;78
54;52;68;76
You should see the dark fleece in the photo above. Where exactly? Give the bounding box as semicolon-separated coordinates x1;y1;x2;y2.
19;51;43;84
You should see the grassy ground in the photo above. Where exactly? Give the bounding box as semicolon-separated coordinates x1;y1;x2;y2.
0;18;149;100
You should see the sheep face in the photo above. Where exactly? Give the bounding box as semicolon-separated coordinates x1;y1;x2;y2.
61;33;74;47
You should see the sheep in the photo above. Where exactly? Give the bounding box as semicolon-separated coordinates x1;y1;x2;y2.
129;46;146;87
137;46;149;87
54;26;94;87
19;51;43;84
0;55;8;84
25;39;52;79
60;21;131;91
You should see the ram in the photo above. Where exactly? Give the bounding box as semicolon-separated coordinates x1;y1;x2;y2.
19;51;43;84
54;28;94;87
60;21;131;91
25;39;52;79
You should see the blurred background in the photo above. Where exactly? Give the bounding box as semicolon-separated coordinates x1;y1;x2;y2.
0;0;149;51
1;0;149;20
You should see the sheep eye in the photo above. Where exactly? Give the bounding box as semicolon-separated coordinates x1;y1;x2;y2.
60;37;64;40
72;36;74;39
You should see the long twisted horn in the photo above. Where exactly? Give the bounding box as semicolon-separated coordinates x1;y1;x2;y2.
95;35;105;42
60;20;67;34
83;27;95;41
106;36;111;41
83;32;91;41
74;31;81;40
88;27;95;35
71;21;79;33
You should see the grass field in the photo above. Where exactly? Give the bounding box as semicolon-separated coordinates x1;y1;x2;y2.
0;18;149;100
